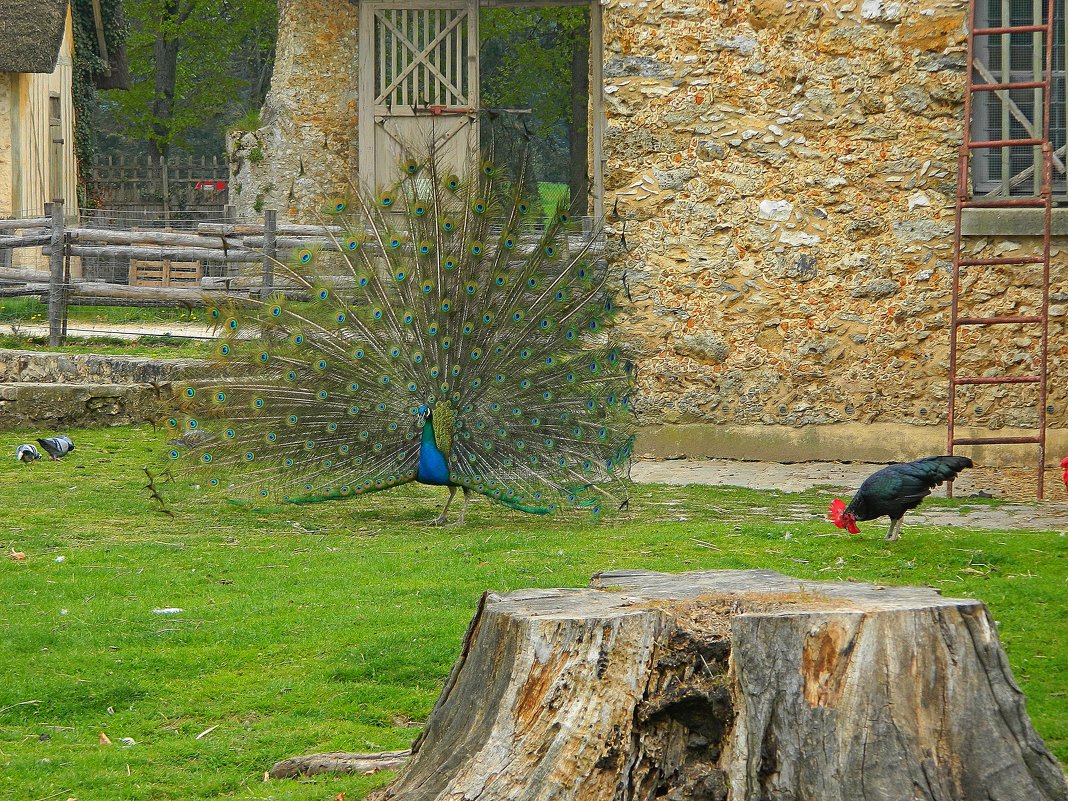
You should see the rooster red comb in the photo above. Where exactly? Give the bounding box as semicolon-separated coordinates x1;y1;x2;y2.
828;499;848;528
827;499;860;534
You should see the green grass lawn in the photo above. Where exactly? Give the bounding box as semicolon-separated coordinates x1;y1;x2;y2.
1;426;1066;800
0;297;212;357
0;333;213;359
0;297;205;326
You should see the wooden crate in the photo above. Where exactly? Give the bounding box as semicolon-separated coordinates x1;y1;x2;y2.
129;259;202;287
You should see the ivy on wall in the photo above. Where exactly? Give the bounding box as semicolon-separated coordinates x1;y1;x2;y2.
70;0;127;204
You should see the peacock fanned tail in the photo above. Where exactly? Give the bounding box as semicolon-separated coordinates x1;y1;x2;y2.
164;145;635;516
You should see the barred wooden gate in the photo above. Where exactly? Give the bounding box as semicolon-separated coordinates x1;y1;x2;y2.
358;0;479;190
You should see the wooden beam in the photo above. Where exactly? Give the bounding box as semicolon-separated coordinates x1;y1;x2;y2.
67;227;244;249
590;0;605;222
47;245;261;263
0;217;50;230
47;201;65;347
90;0;112;76
0;234;52;248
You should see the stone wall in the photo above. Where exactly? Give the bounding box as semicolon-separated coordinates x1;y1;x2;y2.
0;350;192;430
0;382;161;430
227;0;359;221
0;349;192;384
227;0;1068;463
599;0;1067;460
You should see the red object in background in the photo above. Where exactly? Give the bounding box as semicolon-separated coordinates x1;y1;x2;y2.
195;180;227;191
827;498;860;534
1060;457;1068;490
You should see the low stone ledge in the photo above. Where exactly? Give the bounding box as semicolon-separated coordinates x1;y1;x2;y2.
638;422;1068;467
0;348;195;385
0;382;163;429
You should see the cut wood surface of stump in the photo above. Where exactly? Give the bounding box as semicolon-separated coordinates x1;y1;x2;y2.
367;569;1066;801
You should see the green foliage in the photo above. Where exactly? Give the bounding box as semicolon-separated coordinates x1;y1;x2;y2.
0;298;201;325
105;0;277;157
0;425;1066;801
70;0;128;193
230;108;261;134
0;333;210;358
537;182;570;216
479;7;586;138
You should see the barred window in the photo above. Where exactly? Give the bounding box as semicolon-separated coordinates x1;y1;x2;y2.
972;0;1067;200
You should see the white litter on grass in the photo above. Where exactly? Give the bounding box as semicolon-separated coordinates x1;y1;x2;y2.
152;608;183;615
54;556;65;563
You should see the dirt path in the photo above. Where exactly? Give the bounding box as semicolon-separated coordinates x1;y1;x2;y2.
0;320;213;341
632;459;1068;532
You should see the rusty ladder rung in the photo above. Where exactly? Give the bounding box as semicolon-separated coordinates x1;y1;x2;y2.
973;23;1050;35
952;375;1041;385
971;79;1049;92
958;256;1045;266
952;436;1043;446
968;137;1046;148
955;315;1043;325
960;197;1048;208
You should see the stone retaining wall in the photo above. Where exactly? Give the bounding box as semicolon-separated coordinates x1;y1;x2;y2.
0;350;191;430
0;349;193;384
0;382;161;430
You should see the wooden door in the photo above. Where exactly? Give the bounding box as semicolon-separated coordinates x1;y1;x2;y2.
358;0;479;191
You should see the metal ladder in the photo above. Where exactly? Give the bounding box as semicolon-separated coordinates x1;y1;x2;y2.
948;0;1055;498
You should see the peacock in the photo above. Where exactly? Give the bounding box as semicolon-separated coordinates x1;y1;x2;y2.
163;144;634;523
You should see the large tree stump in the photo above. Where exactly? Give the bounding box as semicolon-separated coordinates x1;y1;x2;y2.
370;569;1066;801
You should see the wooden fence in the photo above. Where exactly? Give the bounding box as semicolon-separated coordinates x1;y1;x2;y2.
0;202;601;347
0;201;324;346
85;155;230;223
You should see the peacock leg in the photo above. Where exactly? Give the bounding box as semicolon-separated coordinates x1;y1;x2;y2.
435;486;457;525
886;518;903;541
450;487;472;527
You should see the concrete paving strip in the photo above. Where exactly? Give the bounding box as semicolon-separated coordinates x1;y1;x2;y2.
632;459;1068;531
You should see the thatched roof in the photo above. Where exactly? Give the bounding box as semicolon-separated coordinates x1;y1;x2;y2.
0;0;70;73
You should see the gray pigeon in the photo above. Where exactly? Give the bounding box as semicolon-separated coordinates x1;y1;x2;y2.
16;444;40;463
37;435;74;461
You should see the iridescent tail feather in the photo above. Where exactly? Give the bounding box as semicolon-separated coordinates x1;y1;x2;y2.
163;143;634;517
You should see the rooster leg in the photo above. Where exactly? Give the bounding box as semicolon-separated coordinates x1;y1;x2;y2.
885;517;903;541
434;486;458;525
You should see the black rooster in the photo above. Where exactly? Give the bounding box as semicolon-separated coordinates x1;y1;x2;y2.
828;456;973;541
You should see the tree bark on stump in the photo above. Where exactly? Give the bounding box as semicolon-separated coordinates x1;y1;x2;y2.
369;569;1066;801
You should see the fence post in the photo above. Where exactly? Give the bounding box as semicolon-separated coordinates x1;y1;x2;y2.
47;200;66;347
0;218;10;270
262;209;276;299
161;156;170;226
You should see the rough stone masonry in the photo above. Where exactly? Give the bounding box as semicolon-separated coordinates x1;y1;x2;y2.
228;0;1067;463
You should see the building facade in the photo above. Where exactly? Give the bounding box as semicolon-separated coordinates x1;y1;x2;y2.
230;0;1066;464
0;0;79;219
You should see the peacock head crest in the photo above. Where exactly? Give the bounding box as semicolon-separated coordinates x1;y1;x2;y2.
417;405;432;427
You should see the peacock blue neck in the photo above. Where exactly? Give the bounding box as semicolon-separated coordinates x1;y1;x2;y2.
416;416;450;486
